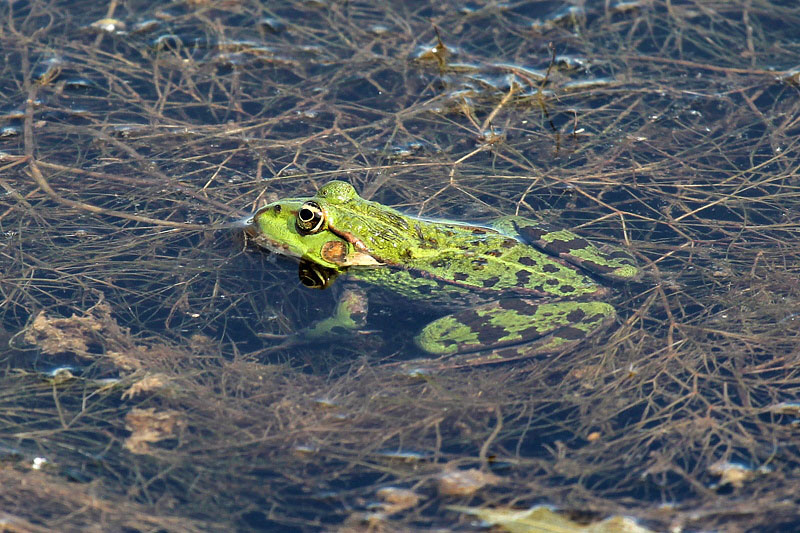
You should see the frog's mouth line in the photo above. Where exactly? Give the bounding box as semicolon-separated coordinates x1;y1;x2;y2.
254;237;297;258
243;221;301;259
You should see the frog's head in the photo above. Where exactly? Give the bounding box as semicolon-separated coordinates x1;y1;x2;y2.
245;187;381;285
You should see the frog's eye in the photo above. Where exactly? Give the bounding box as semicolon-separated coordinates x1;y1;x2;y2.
296;201;325;235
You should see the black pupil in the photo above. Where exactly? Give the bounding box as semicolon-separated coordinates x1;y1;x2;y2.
300;207;315;222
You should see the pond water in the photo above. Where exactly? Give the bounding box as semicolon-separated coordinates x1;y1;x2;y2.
2;0;800;531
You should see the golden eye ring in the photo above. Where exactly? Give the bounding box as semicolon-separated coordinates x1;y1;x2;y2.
299;270;323;288
296;201;325;234
298;260;338;289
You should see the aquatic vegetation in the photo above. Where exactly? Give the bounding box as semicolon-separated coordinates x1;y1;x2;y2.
1;0;800;531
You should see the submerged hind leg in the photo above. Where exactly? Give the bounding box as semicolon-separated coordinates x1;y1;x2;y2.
414;299;615;364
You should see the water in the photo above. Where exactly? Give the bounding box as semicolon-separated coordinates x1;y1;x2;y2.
2;0;800;530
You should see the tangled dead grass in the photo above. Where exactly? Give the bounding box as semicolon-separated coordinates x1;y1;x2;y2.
2;0;800;531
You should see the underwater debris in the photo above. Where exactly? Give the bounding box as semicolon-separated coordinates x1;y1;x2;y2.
436;468;500;497
23;309;105;356
124;408;184;455
450;505;655;533
88;18;127;34
376;487;421;514
707;460;772;489
122;373;170;399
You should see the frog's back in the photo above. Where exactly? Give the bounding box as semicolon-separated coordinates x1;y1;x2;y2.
316;182;604;300
353;218;600;300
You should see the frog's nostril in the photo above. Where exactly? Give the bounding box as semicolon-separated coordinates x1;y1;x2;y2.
243;219;258;237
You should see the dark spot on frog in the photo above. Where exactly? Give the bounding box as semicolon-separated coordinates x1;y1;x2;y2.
516;270;531;285
430;259;448;269
513;222;546;240
502;238;517;248
471;258;488;270
542;263;559;273
566;308;586;323
453;272;469;282
559;284;575;294
498;298;539;313
583;260;613;274
607;250;632;260
457;310;482;325
546;237;585;254
545;278;559;286
482;276;500;288
519;256;537;267
476;323;512;344
556;325;585;340
471;228;487;235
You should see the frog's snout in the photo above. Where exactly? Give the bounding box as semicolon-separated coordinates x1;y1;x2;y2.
243;217;258;237
234;216;259;241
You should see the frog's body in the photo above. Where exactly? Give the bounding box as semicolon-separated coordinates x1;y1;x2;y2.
246;181;638;367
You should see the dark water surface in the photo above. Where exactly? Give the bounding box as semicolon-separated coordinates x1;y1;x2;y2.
2;0;800;531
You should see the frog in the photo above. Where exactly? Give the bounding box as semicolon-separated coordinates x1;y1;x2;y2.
245;180;639;368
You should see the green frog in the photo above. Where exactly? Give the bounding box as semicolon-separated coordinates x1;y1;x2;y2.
245;181;639;368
